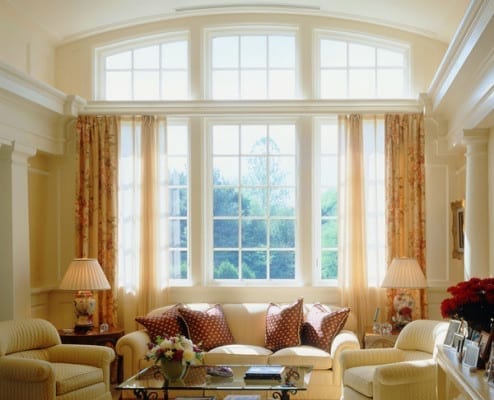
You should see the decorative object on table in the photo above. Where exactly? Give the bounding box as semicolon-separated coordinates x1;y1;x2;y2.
462;338;481;370
146;334;203;384
381;257;427;329
444;319;462;347
59;258;111;333
440;277;494;332
477;329;493;369
244;365;285;381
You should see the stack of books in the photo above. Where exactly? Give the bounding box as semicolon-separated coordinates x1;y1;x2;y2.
243;365;285;382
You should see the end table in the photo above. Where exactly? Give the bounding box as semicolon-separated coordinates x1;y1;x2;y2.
363;327;399;349
58;326;124;383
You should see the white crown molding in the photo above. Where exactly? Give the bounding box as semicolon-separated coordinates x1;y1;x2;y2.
81;98;422;116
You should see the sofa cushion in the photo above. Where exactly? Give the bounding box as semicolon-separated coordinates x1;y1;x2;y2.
265;298;303;351
269;345;332;370
53;362;104;395
135;303;184;342
204;344;272;365
343;365;376;398
301;304;350;351
179;304;235;351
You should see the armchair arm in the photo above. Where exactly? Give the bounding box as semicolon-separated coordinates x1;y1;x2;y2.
339;348;404;371
329;329;361;385
48;344;115;367
116;329;151;380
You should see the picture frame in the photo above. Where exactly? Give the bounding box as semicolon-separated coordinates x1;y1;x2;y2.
444;319;462;347
453;332;465;354
451;200;464;260
479;330;493;362
487;343;494;386
462;339;480;369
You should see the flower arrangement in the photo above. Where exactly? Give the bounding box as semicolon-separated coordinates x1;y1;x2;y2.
440;277;494;331
146;334;203;366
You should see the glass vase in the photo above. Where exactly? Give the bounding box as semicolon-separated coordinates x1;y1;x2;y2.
160;360;186;384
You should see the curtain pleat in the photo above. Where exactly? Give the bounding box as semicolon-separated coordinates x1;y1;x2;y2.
385;113;427;321
75;115;119;327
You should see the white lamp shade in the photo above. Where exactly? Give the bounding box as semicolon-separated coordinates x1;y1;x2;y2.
59;258;111;291
381;257;428;289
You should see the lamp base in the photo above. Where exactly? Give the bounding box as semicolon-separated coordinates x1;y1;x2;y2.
392;291;414;329
73;290;96;334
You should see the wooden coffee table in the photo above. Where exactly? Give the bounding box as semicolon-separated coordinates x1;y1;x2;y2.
117;364;312;400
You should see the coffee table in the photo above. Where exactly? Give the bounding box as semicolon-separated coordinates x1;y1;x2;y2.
117;364;312;400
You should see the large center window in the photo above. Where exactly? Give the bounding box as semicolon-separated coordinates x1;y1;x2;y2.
209;122;296;281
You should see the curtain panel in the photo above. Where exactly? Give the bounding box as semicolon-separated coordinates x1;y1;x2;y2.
75;115;119;327
385;113;427;321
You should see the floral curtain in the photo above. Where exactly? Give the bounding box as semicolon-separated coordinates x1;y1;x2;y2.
75;115;119;327
385;113;427;321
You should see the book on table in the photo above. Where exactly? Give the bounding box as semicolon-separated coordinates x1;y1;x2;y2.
244;365;285;381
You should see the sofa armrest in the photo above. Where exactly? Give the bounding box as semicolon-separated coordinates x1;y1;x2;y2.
339;348;404;371
329;329;361;386
116;329;152;380
49;344;115;367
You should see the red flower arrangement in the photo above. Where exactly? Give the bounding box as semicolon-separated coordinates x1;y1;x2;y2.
441;277;494;331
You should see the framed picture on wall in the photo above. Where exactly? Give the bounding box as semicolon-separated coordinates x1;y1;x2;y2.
451;200;464;260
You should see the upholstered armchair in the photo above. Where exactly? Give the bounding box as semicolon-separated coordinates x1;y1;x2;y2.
0;318;115;400
340;319;448;400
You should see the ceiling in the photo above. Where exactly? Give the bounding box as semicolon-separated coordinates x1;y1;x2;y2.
7;0;471;45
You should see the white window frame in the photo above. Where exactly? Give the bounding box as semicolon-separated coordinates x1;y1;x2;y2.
93;31;190;100
314;30;411;99
204;25;300;100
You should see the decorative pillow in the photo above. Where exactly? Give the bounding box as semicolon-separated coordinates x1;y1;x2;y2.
178;304;235;351
301;303;350;351
135;304;184;343
265;298;304;351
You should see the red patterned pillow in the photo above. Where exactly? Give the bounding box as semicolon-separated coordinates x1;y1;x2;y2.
265;298;304;351
301;304;350;351
135;304;184;343
178;304;235;351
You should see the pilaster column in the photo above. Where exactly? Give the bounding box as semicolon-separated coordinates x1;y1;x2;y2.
462;129;489;279
0;142;36;320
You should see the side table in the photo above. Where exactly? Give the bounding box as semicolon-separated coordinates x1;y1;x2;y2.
58;326;124;384
363;327;399;348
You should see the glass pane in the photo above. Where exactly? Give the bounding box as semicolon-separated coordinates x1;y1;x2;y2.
162;71;188;100
349;43;375;67
241;36;266;68
321;251;338;279
162;40;188;68
269;125;295;154
169;250;187;279
134;71;160;100
321;69;347;98
241;125;267;155
269;36;295;68
270;219;295;247
320;39;346;67
321;219;338;247
377;69;404;98
106;51;131;69
242;251;267;279
168;157;188;185
242;219;267;247
320;157;338;187
270;156;295;186
213;36;239;68
169;219;187;247
213;188;239;216
241;188;267;217
134;45;159;69
377;48;404;67
320;124;338;154
213;157;239;185
270;188;295;216
213;70;239;99
241;156;266;186
349;69;375;98
213;126;239;155
214;219;239;247
269;70;295;99
270;251;295;278
167;126;188;155
169;188;187;217
241;70;267;99
106;71;132;100
214;251;239;279
321;189;338;217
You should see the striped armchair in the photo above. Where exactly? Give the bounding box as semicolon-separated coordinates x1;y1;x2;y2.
0;318;115;400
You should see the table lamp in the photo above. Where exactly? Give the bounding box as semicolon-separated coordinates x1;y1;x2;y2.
381;257;427;329
59;258;111;333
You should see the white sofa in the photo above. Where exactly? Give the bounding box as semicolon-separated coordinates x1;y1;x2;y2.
116;302;360;400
